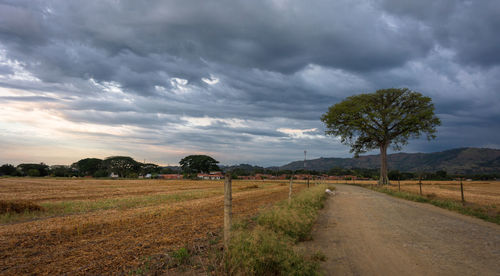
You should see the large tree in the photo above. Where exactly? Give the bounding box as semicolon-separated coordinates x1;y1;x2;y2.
0;164;17;176
17;163;50;177
179;155;219;174
321;88;440;185
102;156;140;177
71;158;103;176
140;163;160;175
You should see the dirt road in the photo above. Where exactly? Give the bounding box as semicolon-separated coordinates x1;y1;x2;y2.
303;184;500;276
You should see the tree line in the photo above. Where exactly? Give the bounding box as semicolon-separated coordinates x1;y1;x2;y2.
0;156;178;178
0;155;497;180
0;155;220;178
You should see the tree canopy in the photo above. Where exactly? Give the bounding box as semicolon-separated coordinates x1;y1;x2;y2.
17;163;50;177
71;158;103;177
0;164;17;176
321;88;440;185
102;156;140;177
179;155;220;174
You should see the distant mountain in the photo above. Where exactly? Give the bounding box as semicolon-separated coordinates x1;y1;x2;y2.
278;148;500;174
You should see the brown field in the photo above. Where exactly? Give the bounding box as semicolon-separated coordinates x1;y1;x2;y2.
349;179;500;207
327;179;500;216
320;178;500;222
0;178;309;275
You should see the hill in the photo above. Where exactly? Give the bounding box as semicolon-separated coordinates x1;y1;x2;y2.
278;148;500;174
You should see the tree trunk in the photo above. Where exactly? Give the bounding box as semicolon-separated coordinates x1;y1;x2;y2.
379;143;389;185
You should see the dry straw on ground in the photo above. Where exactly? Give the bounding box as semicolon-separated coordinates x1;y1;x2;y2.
0;178;306;275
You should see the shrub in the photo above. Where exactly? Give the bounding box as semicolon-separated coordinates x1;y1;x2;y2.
225;185;330;275
28;169;40;177
257;186;326;242
226;226;318;276
0;200;44;214
127;173;139;178
170;247;190;266
426;193;437;199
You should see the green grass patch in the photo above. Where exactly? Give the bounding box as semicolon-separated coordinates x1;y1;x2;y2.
257;186;327;242
370;186;500;225
226;226;318;276
171;247;190;266
225;184;334;275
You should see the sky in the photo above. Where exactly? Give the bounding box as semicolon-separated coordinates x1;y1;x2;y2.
1;0;499;167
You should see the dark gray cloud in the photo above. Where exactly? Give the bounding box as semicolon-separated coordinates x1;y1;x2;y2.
378;0;500;67
0;0;499;166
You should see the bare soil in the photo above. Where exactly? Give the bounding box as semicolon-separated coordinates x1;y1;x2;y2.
302;184;500;276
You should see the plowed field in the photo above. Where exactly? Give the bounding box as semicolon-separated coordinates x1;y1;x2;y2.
0;178;306;275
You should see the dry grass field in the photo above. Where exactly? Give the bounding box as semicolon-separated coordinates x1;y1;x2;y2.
345;179;500;207
0;178;308;275
329;179;500;220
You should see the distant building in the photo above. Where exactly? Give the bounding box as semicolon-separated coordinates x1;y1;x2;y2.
197;172;224;180
158;174;183;180
254;173;275;180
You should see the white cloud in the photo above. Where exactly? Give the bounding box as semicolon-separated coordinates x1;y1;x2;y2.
170;77;188;86
0;47;40;82
277;127;321;139
202;74;220;85
154;85;166;92
169;77;190;93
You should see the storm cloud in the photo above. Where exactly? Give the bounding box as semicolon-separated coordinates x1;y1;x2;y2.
0;0;499;166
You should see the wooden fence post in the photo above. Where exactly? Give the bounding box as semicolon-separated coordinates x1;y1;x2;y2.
307;175;310;188
419;175;423;196
460;177;465;203
289;175;294;204
224;173;232;249
398;176;400;192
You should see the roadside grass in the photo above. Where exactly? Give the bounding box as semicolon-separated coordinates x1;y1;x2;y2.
225;184;334;275
257;186;327;242
365;186;500;225
0;190;222;224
